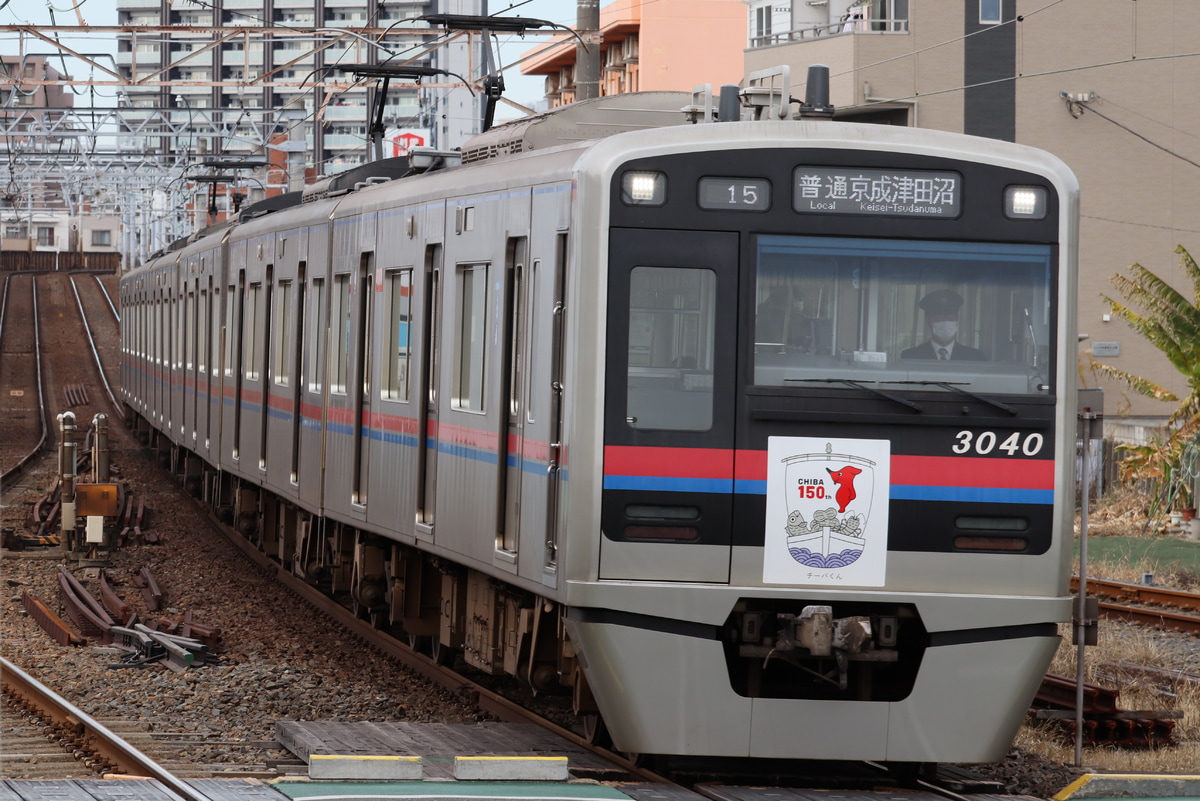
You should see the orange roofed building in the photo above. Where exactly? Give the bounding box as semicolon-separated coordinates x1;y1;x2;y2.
520;0;746;107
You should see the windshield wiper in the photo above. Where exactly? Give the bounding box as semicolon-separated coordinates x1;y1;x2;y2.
893;380;1016;416
785;378;923;413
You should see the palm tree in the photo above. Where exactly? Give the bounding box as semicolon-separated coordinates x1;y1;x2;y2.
1094;245;1200;513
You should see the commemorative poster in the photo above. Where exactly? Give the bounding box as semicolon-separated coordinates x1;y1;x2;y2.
763;436;891;587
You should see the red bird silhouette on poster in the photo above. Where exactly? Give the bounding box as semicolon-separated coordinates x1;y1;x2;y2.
825;465;862;513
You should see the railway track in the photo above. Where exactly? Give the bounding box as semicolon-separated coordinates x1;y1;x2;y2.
0;273;47;487
1;272;121;498
69;274;122;416
0;656;211;799
1074;575;1200;635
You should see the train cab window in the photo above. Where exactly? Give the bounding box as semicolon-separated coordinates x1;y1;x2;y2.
383;269;413;400
626;266;716;431
753;236;1053;396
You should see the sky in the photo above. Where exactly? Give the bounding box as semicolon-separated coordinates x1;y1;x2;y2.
2;0;582;116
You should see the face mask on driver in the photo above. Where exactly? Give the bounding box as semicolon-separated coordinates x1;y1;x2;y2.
932;321;958;342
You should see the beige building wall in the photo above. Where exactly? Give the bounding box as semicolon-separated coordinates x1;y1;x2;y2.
1013;0;1200;423
637;0;746;91
745;0;1200;425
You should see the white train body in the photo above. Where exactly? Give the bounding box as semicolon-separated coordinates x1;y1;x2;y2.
122;91;1079;764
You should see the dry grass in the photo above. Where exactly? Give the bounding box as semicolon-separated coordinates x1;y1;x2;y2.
1014;623;1200;774
1078;486;1171;539
1012;488;1200;773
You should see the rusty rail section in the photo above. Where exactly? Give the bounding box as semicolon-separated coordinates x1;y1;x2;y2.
0;656;212;800
1033;672;1182;747
57;565;115;643
63;383;90;408
1071;576;1200;635
22;591;85;646
26;560;222;670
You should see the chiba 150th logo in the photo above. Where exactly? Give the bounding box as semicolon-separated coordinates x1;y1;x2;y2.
763;437;891;587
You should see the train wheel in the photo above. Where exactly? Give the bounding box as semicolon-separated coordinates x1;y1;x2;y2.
581;714;611;748
430;638;456;666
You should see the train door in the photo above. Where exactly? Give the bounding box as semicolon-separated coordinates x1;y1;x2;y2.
256;265;274;473
231;269;246;463
296;266;326;510
600;229;739;582
287;262;307;488
200;275;212;455
416;244;442;538
500;238;530;558
352;254;373;508
186;276;197;444
155;282;165;427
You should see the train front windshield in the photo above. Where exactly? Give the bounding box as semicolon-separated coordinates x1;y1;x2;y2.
753;236;1054;396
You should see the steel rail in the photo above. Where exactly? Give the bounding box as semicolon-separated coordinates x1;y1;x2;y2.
70;274;123;416
1095;601;1200;635
94;275;121;323
1;275;48;488
0;656;213;801
1072;575;1200;612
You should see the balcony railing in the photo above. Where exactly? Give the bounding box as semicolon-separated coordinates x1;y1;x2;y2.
749;16;907;49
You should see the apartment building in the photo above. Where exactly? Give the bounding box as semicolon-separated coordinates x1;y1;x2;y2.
520;0;746;106
114;0;484;183
0;56;120;260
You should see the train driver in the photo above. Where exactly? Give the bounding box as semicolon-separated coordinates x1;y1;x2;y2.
900;289;987;361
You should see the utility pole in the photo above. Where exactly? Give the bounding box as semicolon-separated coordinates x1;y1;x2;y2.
575;0;600;101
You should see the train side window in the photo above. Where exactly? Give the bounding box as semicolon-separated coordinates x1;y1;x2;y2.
198;290;207;373
244;282;261;381
453;264;488;412
331;274;350;395
525;260;539;423
224;285;236;377
185;291;195;370
382;269;413;401
275;280;292;386
626;266;716;431
308;278;325;393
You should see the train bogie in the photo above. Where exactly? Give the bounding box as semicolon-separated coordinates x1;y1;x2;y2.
122;85;1080;765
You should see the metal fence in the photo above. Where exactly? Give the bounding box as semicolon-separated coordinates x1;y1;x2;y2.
0;252;120;272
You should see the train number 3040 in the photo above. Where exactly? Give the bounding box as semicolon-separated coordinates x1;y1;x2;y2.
952;430;1044;456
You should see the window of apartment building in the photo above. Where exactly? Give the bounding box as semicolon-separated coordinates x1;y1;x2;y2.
754;4;772;41
92;229;112;247
980;0;1001;24
36;227;54;247
5;224;27;239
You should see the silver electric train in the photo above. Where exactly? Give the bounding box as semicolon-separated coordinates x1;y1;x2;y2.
121;73;1079;765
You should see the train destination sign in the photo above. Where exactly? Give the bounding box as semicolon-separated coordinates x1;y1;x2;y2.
793;167;961;217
